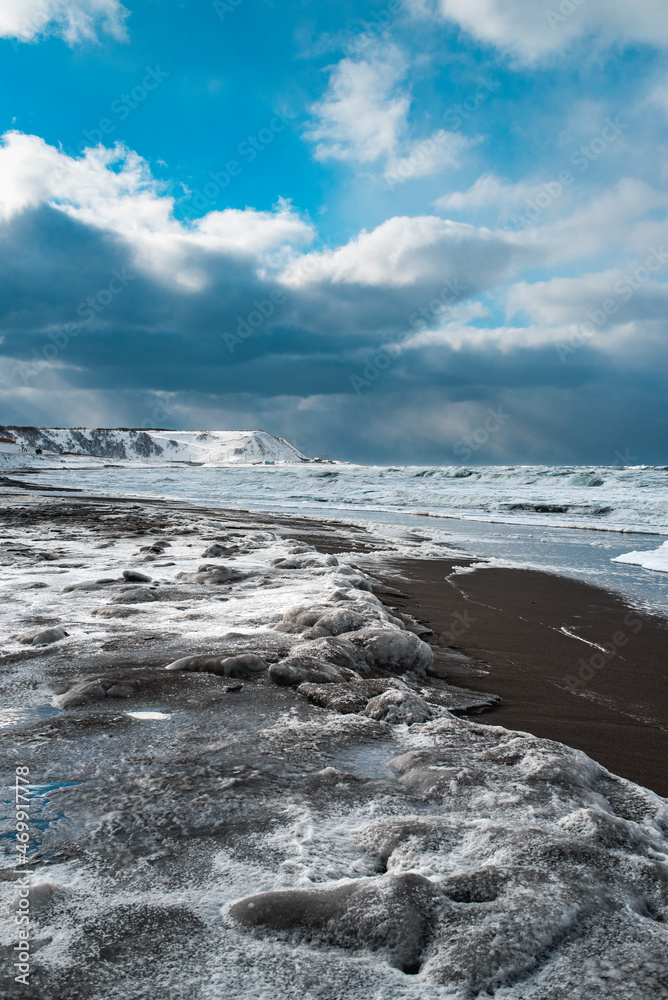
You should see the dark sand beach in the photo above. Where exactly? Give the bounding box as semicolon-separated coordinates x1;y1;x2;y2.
375;559;668;797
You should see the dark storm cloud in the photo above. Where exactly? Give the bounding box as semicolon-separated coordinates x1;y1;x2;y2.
1;201;666;464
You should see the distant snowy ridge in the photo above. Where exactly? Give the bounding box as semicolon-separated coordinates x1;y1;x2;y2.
0;427;313;466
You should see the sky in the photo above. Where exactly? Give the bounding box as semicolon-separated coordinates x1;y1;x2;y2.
0;0;667;464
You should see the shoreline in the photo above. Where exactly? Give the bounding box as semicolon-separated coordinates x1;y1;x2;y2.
1;481;667;998
370;557;668;797
223;507;668;795
2;477;666;794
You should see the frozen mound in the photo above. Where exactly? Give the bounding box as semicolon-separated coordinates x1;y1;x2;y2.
176;563;248;584
339;626;434;675
56;678;137;708
202;542;238;558
160;631;296;677
269;590;432;684
19;626;69;646
363;688;432;725
164;653;268;677
109;586;158;604
229;872;434;974
286;636;364;671
297;677;411;714
276;595;403;638
268;657;361;686
226;717;668;997
297;674;497;718
272;552;340;570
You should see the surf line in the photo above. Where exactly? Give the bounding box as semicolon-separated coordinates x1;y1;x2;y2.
557;626;608;653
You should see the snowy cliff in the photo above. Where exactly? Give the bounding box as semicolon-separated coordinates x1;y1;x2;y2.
0;427;312;466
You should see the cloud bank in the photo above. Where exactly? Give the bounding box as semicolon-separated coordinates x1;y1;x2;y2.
0;0;129;45
0;129;667;462
428;0;668;63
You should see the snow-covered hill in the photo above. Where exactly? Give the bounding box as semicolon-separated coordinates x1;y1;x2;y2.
0;427;312;467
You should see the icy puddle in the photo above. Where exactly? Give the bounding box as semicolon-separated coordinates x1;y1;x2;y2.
334;742;400;780
125;710;172;720
0;781;80;854
0;704;63;729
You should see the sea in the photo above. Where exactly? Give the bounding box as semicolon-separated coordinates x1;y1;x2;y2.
24;463;668;617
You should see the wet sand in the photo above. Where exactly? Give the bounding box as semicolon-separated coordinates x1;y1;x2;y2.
375;557;668;796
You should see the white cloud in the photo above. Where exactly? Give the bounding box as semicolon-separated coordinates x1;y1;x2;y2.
428;0;668;63
436;174;541;216
2;130;666;379
0;0;129;45
306;45;410;164
541;179;668;264
507;266;668;326
305;42;468;180
281;216;545;310
437;175;668;267
0;132;313;287
384;130;470;187
280;215;532;290
644;72;668;117
279;177;668;304
400;320;573;352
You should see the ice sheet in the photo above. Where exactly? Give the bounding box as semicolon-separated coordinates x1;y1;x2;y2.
613;540;668;574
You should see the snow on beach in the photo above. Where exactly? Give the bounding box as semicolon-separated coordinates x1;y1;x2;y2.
0;486;667;999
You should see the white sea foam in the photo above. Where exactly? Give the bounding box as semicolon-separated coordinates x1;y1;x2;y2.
613;540;668;574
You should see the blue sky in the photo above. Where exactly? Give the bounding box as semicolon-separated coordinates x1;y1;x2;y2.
0;0;667;463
